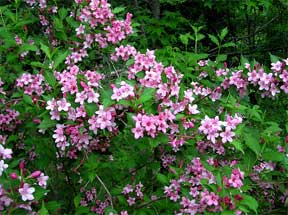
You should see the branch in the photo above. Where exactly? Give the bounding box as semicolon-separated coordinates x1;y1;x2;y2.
96;174;114;209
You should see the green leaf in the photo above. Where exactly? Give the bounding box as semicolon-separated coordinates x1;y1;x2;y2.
44;71;57;88
262;151;285;162
23;94;33;105
75;206;89;215
125;58;135;66
31;62;48;69
112;7;125;14
269;53;280;63
219;27;228;40
137;88;156;104
231;140;244;154
244;128;261;156
58;8;68;20
53;50;69;69
157;173;169;184
222;42;236;48
74;195;81;208
104;207;118;215
208;34;219;46
38;201;49;215
40;43;52;60
241;195;258;214
85;103;98;117
38;118;57;129
216;54;227;62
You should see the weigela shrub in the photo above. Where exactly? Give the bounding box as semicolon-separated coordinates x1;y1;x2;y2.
0;0;287;214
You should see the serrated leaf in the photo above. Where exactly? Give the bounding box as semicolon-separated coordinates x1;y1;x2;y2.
85;103;98;117
216;54;227;62
157;173;169;184
38;201;49;215
53;50;69;69
222;42;235;48
38;118;57;129
44;71;57;88
241;195;258;214
31;62;48;69
220;27;228;40
74;195;81;208
244;129;261;156
232;140;244;154
137;88;155;104
262;151;285;162
40;43;52;59
112;7;125;14
208;34;219;46
269;53;280;63
58;8;68;20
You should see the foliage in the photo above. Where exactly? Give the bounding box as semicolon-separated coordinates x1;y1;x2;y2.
0;0;287;215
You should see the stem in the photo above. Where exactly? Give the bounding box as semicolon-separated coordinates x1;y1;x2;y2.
96;174;114;209
136;195;166;209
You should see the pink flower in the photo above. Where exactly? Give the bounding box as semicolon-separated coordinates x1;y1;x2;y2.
57;98;71;112
127;197;135;206
220;128;235;143
122;184;133;195
18;183;35;201
37;173;49;188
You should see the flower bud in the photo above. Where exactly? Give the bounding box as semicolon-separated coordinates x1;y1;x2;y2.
31;170;41;178
10;172;18;180
19;161;25;170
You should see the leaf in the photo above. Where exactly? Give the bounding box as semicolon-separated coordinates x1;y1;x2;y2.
244;128;261;156
179;33;190;45
241;195;258;214
38;118;57;129
219;27;228;40
137;88;156;104
104;207;118;215
157;173;169;184
75;206;89;215
262;151;285;162
58;8;68;20
40;43;52;60
208;34;219;46
84;103;98;117
44;71;57;88
231;140;244;154
74;195;81;208
222;42;236;48
23;94;33;105
216;54;227;62
269;53;280;63
38;201;49;215
53;50;69;69
31;62;48;69
112;7;125;14
125;58;135;66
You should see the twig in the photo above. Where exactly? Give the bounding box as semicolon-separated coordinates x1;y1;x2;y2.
136;195;166;209
96;174;114;209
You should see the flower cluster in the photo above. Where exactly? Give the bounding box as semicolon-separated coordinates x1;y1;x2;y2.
16;73;50;96
132;110;175;139
111;81;135;101
198;114;242;151
164;158;245;214
122;182;144;206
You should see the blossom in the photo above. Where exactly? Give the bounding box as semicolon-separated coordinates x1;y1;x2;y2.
18;183;35;201
37;173;49;188
0;160;8;176
57;98;71;112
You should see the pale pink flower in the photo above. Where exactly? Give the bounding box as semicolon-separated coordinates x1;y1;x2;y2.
19;183;35;201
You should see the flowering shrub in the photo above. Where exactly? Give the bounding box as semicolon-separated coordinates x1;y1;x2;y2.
0;0;287;214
